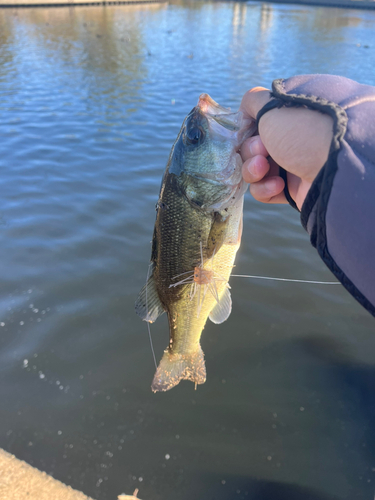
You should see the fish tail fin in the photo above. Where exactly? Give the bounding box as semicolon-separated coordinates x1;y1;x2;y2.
151;345;206;393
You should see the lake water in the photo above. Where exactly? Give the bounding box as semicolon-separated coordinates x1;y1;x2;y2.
0;1;375;499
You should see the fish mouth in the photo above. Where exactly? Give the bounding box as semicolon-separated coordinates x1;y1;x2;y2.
197;93;243;133
198;93;231;115
183;93;256;153
187;93;239;132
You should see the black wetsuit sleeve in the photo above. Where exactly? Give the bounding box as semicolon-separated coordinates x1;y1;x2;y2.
257;75;375;317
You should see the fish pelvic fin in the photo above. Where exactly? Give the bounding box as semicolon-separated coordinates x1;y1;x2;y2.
151;345;206;392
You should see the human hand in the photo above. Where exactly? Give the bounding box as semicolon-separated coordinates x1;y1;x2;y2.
240;88;334;210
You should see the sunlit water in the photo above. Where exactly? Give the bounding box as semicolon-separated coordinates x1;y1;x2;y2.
0;2;375;499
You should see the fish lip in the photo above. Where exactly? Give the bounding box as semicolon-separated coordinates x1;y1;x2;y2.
198;93;231;115
188;94;237;129
197;94;245;135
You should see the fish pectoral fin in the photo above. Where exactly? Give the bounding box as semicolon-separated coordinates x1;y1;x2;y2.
135;270;165;323
208;287;232;324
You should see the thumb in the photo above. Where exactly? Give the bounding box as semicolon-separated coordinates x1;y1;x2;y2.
239;88;272;121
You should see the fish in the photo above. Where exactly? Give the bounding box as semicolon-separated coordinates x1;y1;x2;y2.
135;94;255;392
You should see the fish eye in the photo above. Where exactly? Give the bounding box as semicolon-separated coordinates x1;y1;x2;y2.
186;126;204;145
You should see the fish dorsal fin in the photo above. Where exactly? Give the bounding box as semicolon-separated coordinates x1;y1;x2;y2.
135;266;165;323
208;287;232;324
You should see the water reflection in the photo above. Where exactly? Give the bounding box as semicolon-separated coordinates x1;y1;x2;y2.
310;7;362;31
232;3;248;36
0;4;168;116
0;12;15;81
259;4;274;33
249;2;363;41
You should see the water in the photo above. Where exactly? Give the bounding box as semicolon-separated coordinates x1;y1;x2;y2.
0;2;375;499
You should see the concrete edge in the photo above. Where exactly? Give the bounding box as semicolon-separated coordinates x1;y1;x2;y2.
0;0;164;7
0;448;143;500
0;447;96;500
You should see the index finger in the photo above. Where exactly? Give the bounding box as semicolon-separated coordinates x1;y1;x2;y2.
239;87;272;121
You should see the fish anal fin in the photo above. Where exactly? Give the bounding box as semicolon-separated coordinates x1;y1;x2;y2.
151;345;206;392
135;270;165;323
209;287;232;324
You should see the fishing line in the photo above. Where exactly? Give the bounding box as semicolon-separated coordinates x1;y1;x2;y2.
144;267;339;370
231;274;340;285
145;262;157;370
147;321;157;370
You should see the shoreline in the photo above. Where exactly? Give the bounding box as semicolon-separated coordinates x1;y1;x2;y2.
247;0;375;9
0;0;163;6
0;0;374;9
0;448;96;500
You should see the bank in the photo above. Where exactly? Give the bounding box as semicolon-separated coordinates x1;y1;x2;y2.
0;448;140;500
0;0;162;7
1;0;374;9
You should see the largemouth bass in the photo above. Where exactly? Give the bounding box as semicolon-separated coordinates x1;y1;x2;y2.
135;94;254;392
